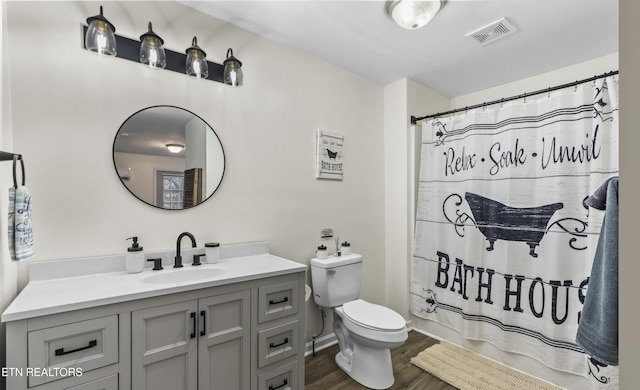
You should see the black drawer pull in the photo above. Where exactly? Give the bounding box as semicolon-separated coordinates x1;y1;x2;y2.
269;378;288;390
269;337;289;349
190;312;196;339
54;340;97;356
269;297;289;305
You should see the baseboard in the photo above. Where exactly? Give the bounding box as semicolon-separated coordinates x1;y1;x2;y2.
305;333;338;357
408;325;445;341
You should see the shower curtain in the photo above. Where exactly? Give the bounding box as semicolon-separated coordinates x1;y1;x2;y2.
410;76;618;376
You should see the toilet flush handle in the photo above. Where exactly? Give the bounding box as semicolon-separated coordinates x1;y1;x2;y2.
327;269;336;275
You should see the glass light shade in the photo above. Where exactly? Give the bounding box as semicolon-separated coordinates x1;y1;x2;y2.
223;48;243;87
139;22;166;69
166;144;185;153
85;6;117;56
185;37;209;79
388;0;442;30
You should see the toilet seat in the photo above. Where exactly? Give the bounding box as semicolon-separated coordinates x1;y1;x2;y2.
342;299;406;332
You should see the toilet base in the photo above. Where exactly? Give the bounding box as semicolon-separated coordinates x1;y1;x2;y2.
335;342;395;389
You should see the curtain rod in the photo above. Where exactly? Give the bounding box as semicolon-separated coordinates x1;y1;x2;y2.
410;70;619;125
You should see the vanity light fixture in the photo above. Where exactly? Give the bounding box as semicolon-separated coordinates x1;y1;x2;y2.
223;48;243;87
84;5;117;56
82;11;243;86
387;0;443;30
166;144;185;154
139;22;167;69
185;37;209;79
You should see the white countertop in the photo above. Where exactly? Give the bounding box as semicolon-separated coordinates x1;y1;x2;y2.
2;242;307;322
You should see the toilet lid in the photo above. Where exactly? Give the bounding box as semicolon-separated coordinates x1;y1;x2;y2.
342;299;406;331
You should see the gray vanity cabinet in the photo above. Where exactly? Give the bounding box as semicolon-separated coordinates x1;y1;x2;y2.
4;269;305;390
131;290;251;390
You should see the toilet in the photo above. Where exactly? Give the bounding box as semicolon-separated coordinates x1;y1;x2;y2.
310;253;407;389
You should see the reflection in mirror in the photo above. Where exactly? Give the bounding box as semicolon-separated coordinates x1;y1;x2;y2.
113;106;224;209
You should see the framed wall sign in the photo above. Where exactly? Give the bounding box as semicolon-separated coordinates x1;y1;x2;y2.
316;130;344;180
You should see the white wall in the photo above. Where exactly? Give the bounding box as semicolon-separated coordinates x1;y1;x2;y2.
408;53;619;390
383;78;449;320
451;54;618;110
383;79;409;317
0;2;18;387
2;1;386;343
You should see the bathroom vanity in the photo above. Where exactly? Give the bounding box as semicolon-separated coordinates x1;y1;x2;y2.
2;242;306;390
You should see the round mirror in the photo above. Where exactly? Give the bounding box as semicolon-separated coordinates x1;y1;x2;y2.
113;106;225;209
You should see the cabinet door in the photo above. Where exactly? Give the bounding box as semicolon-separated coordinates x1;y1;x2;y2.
132;301;198;390
198;290;251;390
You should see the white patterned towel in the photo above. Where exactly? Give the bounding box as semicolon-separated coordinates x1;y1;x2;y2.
8;185;34;261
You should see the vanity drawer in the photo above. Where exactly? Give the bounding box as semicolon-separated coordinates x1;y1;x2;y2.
66;374;118;390
27;315;118;387
258;360;298;390
258;281;299;323
257;320;299;368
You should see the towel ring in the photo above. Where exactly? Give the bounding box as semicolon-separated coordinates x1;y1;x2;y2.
13;155;25;188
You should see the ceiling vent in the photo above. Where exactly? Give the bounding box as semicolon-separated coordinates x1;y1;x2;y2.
466;17;517;46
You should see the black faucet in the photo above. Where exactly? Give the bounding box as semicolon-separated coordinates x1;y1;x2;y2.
175;232;197;268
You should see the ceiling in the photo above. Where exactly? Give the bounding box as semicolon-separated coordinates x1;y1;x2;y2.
179;0;618;97
114;107;197;158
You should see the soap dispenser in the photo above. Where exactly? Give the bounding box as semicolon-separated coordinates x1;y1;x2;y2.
125;236;145;274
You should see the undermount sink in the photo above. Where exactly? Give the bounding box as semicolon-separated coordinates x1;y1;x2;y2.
143;268;224;284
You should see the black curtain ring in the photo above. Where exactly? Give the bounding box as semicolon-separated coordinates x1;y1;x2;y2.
12;155;25;188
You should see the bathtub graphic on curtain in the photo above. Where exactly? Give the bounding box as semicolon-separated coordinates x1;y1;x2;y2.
444;192;569;257
410;76;619;377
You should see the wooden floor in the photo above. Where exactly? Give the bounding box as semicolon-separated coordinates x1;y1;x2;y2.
305;330;458;389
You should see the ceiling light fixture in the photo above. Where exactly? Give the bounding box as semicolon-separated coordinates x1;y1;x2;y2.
387;0;443;30
166;144;185;154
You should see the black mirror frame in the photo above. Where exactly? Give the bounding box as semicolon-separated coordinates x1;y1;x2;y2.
112;105;225;210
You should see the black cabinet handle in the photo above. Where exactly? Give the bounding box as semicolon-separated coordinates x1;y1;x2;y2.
54;340;97;356
200;310;206;336
190;312;196;338
269;337;289;349
269;378;288;390
269;296;289;305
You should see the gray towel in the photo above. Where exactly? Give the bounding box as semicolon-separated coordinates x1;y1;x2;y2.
584;177;615;210
576;177;618;366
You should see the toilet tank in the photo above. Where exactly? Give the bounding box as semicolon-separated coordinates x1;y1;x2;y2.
310;254;362;307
